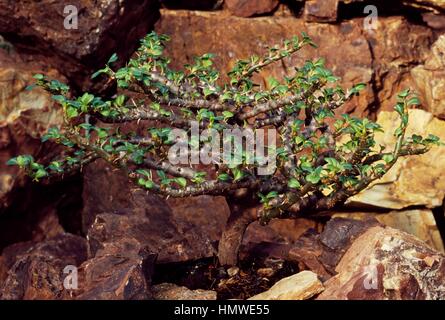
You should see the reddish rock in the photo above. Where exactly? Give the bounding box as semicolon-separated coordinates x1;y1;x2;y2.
0;234;87;300
225;0;279;17
75;238;156;300
155;10;433;117
0;0;160;89
304;0;339;22
83;159;230;263
317;224;445;300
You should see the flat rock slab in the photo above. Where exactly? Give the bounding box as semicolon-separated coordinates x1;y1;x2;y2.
249;270;324;300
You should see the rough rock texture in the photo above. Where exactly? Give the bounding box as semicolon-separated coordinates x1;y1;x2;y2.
83;159;230;263
412;35;445;119
0;234;87;300
75;238;156;300
333;210;445;253
244;218;320;245
0;49;64;210
304;0;339;22
317;225;445;300
155;10;433;117
225;0;280;17
0;0;160;89
249;270;324;300
348;109;445;209
152;283;217;300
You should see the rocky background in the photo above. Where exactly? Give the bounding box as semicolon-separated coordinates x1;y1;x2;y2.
0;0;445;300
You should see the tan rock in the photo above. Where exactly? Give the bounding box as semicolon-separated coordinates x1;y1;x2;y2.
0;50;64;210
317;225;445;300
333;210;445;253
152;283;217;300
248;270;324;300
347;109;445;209
412;35;445;119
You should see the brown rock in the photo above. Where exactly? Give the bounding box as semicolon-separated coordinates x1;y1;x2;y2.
412;35;445;119
317;225;445;300
155;10;433;117
0;49;64;210
75;238;156;300
225;0;279;17
248;270;324;300
333;209;445;253
83;159;230;263
304;0;339;22
152;283;217;300
244;218;319;245
0;234;87;300
0;0;159;89
348;110;445;209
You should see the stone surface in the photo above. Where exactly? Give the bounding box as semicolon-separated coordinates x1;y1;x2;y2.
304;0;339;22
348;109;445;209
225;0;280;17
152;283;217;300
155;10;433;117
412;35;445;119
0;234;87;300
248;270;324;300
83;159;230;263
75;238;156;300
244;218;319;245
0;49;64;211
0;0;160;89
317;225;445;300
333;210;445;253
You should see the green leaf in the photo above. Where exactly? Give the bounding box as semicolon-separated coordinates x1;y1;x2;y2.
266;191;278;199
174;177;187;188
306;167;322;184
66;106;79;119
115;95;126;107
222;111;234;120
231;167;244;181
407;97;420;106
107;53;118;64
382;154;394;164
398;89;410;98
217;173;230;181
33;74;44;80
34;168;48;179
80;93;94;106
394;103;404;116
288;178;301;189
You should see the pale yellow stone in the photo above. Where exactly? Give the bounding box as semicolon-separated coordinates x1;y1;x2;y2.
347;109;445;209
248;270;324;300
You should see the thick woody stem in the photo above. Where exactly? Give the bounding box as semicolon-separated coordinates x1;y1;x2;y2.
217;197;256;266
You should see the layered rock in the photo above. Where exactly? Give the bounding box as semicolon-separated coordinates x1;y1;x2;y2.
333;210;445;253
0;234;87;300
83;159;230;263
348;109;445;209
75;238;156;300
0;0;160;89
317;224;445;300
412;35;445;119
249;270;324;300
0;49;64;211
155;10;433;117
225;0;280;17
